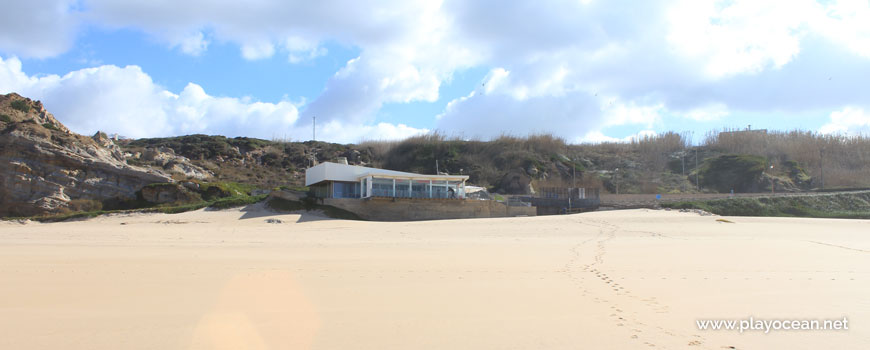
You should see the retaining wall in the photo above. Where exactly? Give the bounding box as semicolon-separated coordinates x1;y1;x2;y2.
322;197;536;221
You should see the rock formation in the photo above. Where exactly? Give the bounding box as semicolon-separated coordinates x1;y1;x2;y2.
0;93;171;216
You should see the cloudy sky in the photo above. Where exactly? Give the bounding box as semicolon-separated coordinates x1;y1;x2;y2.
1;0;869;143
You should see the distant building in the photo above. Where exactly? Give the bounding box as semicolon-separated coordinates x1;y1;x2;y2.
305;162;470;199
718;127;768;138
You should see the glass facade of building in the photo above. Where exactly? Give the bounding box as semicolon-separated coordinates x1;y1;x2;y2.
364;177;465;199
371;178;394;197
306;162;469;200
332;181;361;198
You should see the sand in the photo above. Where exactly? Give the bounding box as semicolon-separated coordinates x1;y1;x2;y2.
1;206;868;349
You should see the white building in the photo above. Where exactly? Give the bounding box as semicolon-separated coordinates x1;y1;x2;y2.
305;162;470;199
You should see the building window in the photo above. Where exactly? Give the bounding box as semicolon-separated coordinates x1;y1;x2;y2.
371;178;394;197
332;181;361;198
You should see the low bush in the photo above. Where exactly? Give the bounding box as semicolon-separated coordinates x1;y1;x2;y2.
10;100;30;113
67;199;103;212
662;192;870;219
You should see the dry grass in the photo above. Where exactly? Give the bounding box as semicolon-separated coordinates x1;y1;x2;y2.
359;132;578;191
704;129;870;188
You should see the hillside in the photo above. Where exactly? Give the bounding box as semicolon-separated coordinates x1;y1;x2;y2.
0;93;171;216
118;130;868;197
663;191;870;219
3;92;870;218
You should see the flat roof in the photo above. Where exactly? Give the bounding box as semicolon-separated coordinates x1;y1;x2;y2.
305;162;469;186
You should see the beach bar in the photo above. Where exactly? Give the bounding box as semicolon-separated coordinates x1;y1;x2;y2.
305;162;469;199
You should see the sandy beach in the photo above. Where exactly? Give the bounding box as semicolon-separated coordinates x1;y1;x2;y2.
1;207;868;349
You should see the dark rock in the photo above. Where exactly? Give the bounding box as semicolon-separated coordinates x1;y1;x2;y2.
497;168;532;194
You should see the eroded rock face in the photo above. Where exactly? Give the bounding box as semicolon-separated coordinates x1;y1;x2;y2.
139;147;212;180
0;93;171;216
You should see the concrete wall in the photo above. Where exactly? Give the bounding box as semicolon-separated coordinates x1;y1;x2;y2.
321;197;536;221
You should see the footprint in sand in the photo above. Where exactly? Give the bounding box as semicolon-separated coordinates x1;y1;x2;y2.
688;340;702;346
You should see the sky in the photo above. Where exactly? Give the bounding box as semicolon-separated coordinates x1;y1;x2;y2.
1;0;869;144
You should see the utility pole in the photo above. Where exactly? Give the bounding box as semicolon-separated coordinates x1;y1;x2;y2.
615;167;619;195
681;153;685;176
820;148;825;190
572;165;576;189
770;165;775;194
309;116;317;168
695;149;699;190
571;165;576;213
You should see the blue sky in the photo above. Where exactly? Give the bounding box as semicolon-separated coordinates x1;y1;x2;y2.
1;0;869;143
22;27;360;103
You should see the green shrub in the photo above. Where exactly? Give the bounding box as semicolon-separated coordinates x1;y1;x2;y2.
67;199;103;212
275;185;309;192
699;154;766;193
662;192;870;219
42;123;60;131
0;113;10;123
198;181;255;200
210;194;267;209
10;100;30;113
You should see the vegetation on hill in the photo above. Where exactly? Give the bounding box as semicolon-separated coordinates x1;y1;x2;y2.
8;91;870;221
119;136;370;188
117;128;870;197
662;191;870;219
360;133;599;193
7;181;269;222
698;154;767;192
704;129;870;189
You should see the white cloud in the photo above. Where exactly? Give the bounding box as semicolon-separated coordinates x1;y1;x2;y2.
174;31;210;56
666;0;818;78
813;0;870;58
0;0;80;58
284;36;327;63
601;101;664;128
820;107;870;136
2;0;870;143
678;103;730;121
321;121;429;143
240;41;276;60
434;89;602;140
0;56;421;143
578;130;658;144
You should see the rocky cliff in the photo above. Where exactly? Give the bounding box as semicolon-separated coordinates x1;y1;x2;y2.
0;93;172;216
